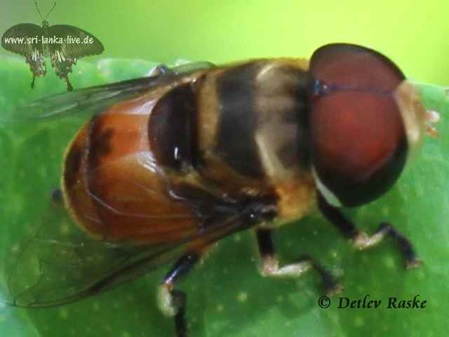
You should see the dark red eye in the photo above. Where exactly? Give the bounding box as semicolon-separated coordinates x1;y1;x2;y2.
309;43;408;207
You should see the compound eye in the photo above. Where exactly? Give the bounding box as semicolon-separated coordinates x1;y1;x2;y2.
309;43;408;207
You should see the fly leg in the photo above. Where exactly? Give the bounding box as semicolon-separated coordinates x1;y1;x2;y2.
256;228;342;295
317;193;422;268
158;252;200;337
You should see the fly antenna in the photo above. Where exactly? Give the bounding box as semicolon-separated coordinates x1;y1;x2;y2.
35;1;56;20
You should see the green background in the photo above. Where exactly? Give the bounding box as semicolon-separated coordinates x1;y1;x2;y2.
1;1;449;337
1;0;449;85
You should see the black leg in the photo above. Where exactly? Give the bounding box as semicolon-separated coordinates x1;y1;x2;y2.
317;193;421;268
256;228;341;295
158;253;200;337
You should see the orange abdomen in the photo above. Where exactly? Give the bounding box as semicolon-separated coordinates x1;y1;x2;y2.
62;91;198;244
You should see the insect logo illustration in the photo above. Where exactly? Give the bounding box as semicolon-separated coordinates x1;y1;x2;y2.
1;1;104;91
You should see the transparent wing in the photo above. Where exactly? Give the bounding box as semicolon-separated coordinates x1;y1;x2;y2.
0;68;245;307
10;61;215;121
1;154;246;308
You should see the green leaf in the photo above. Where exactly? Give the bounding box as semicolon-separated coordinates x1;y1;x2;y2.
0;56;448;337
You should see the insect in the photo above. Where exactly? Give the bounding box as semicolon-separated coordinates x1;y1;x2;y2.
1;43;437;337
1;1;104;91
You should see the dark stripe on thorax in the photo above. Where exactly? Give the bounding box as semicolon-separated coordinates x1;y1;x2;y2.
215;62;264;178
